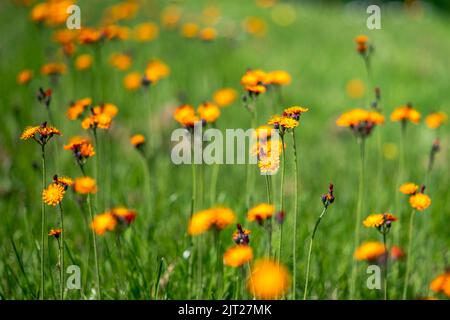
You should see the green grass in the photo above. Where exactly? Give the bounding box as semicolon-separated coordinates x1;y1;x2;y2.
0;0;449;300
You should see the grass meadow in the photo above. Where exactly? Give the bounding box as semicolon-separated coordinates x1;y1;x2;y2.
0;0;449;300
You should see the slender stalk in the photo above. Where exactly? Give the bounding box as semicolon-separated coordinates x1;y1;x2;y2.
278;135;286;263
87;193;101;299
265;175;273;256
383;231;388;300
350;137;365;299
246;262;255;300
58;204;65;300
210;163;219;205
214;229;222;297
40;145;46;300
291;130;299;299
303;207;327;300
245;107;256;210
402;209;416;299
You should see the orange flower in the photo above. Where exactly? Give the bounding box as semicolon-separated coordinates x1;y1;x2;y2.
241;69;266;86
425;112;447;129
17;69;33;85
336;108;384;137
124;72;142;91
188;207;236;235
130;134;145;148
363;213;397;228
390;105;421;124
258;154;280;175
42;183;65;206
173;104;200;127
198;102;220;123
134;22;159;42
354;241;386;261
81;104;118;130
181;22;199;38
430;272;450;297
214;207;236;229
64;136;95;158
246;84;266;95
48;229;62;238
73;176;97;194
399;182;418;195
223;245;253;267
112;207;137;225
346;79;365;99
20;123;61;144
91;213;117;235
409;193;431;211
247;259;290;299
144;59;170;84
78;27;102;44
247;203;275;222
355;35;369;54
265;70;291;86
199;27;217;41
243;16;267;37
213;88;237;107
67;97;92;120
75;54;92;70
110;53;132;71
160;5;182;29
41;62;66;75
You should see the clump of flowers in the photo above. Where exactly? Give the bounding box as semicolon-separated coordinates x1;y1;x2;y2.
91;207;137;235
67;98;92;120
430;271;450;298
64;136;95;169
20;122;61;146
81;103;118;130
400;183;431;211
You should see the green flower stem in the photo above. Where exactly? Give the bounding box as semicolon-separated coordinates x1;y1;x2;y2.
87;193;101;299
40;144;46;300
265;175;273;257
350;137;365;299
403;209;416;299
303;206;327;300
291;130;299;299
278;134;286;263
383;231;388;300
58;204;65;300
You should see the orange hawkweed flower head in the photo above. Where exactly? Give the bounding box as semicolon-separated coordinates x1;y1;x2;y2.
354;241;386;261
81;103;118;130
266;70;291;86
134;22;159;42
425;112;447;129
390;246;405;261
78;27;102;44
161;5;182;29
243;16;267;37
283;106;309;120
223;245;254;267
64;136;95;163
20;122;61;145
52;29;79;45
354;34;369;54
241;70;263;86
199;27;217;41
48;229;62;238
258;154;280;175
188;207;236;235
91;212;117;235
399;182;419;195
247;203;275;222
278;117;298;129
336;108;384;138
110;53;132;71
409;193;431;211
213;88;237;107
41;62;66;75
30;0;74;26
363;213;397;228
73;176;97;194
75;54;92;70
111;207;137;225
245;85;266;96
247;259;290;299
188;209;216;236
390;104;421;124
254;125;275;140
123;72;142;91
101;24;130;41
105;1;139;22
42;183;65;206
173;104;200;128
430;272;450;297
17;69;33;85
214;207;236;229
144;59;170;84
53;175;74;187
67;97;92;120
181;22;199;38
130;134;145;148
198;102;221;123
268;114;298;133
